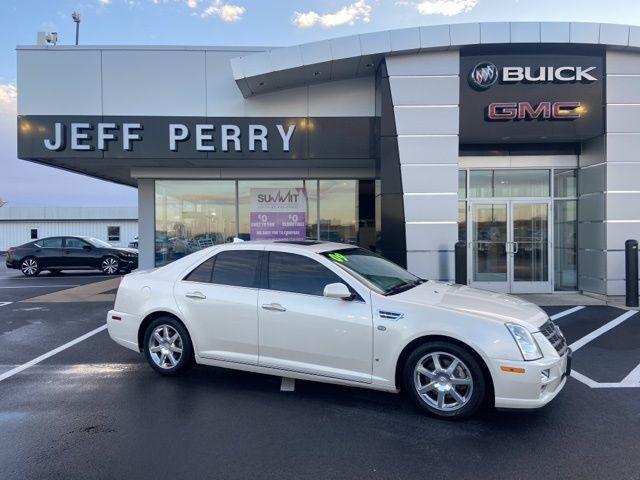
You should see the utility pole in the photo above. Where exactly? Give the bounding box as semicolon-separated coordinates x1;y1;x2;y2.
72;12;81;45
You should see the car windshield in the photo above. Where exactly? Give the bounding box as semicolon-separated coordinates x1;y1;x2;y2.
86;237;112;248
322;248;424;295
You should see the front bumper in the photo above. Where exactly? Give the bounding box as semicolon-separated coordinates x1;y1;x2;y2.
5;258;18;269
490;349;571;409
119;257;138;270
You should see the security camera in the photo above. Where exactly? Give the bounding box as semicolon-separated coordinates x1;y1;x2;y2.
45;32;58;45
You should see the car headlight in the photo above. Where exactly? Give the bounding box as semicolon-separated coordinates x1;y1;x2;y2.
505;323;543;361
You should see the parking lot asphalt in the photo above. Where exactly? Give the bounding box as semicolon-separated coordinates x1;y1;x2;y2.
1;280;640;479
0;255;117;302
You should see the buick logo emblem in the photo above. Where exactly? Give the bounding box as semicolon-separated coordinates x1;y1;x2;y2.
469;62;499;90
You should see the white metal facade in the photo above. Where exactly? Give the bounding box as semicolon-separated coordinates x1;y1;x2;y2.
0;207;138;250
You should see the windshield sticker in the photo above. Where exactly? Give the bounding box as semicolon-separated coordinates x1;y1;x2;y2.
328;252;349;263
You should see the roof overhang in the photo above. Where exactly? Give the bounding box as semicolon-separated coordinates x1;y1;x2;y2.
230;22;640;97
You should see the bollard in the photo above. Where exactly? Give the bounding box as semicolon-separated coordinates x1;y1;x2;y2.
625;239;638;308
455;241;467;285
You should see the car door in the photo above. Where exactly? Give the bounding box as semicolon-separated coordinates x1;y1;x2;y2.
173;248;262;365
36;237;64;268
62;237;94;268
258;250;373;384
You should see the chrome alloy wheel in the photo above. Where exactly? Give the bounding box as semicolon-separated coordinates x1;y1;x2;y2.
101;257;119;274
21;258;38;276
148;325;183;369
413;351;473;412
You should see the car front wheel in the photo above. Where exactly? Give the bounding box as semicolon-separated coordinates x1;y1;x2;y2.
20;257;40;276
403;341;486;420
142;318;194;376
100;256;120;275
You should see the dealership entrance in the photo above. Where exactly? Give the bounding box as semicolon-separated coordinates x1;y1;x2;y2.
469;200;551;294
459;165;578;294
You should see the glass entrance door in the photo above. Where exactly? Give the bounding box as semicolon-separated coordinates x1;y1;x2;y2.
469;201;552;293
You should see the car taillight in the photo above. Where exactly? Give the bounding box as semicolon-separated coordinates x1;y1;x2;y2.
7;247;15;257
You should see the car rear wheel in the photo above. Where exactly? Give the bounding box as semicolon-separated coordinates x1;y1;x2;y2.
403;341;485;420
100;256;120;275
143;317;194;376
20;257;40;277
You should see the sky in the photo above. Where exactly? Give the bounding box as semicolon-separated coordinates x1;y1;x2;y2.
1;0;640;207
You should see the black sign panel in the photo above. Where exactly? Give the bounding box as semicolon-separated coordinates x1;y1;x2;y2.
17;116;376;161
460;48;604;144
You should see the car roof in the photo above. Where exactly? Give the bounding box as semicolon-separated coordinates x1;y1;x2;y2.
227;239;356;254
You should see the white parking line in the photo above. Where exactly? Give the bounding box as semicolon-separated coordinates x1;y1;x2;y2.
569;309;640;389
569;310;637;352
280;377;296;392
0;275;109;280
550;306;585;321
0;301;13;307
0;285;81;289
0;324;107;383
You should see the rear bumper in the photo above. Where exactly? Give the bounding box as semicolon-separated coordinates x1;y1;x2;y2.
5;258;18;269
106;310;141;353
490;350;570;409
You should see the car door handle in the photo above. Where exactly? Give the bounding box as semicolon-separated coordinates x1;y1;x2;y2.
185;291;206;300
261;303;286;312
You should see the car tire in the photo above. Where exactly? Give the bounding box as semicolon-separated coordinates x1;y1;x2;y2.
403;341;486;420
100;256;120;275
20;257;40;277
142;317;194;376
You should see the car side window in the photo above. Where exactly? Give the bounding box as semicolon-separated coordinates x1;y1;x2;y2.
184;257;215;283
267;251;346;296
211;250;261;288
64;238;89;249
40;238;63;248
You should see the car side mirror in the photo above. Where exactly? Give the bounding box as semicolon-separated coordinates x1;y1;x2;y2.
82;245;92;251
323;283;353;300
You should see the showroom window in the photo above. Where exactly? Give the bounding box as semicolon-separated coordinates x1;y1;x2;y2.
108;226;121;242
155;179;377;267
553;169;578;291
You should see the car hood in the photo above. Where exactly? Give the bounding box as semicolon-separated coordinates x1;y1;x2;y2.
391;281;548;331
111;247;138;255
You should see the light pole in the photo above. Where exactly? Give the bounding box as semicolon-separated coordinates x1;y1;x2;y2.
71;12;81;45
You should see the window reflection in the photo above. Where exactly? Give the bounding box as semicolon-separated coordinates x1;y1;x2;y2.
319;180;358;244
155;181;237;266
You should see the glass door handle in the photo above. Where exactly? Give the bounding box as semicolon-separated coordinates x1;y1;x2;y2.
512;241;519;254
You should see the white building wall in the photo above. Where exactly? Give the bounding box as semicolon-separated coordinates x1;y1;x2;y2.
18;47;375;118
604;50;640;295
386;51;460;281
0;220;138;251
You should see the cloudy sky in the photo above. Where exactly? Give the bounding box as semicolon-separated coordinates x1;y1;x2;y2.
1;0;640;207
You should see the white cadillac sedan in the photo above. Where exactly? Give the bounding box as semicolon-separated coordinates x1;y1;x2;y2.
107;240;570;419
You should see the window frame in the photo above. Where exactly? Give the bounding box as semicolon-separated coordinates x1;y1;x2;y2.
107;226;121;242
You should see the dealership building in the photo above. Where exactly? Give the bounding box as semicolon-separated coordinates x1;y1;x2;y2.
16;21;640;297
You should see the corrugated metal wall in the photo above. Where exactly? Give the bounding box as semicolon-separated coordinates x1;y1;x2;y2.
0;221;138;250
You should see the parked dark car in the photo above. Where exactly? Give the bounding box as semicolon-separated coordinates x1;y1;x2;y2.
5;236;138;276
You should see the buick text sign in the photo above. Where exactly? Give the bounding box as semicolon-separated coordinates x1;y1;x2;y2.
460;48;604;143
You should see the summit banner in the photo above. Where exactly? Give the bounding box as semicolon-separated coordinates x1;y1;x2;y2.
249;188;307;241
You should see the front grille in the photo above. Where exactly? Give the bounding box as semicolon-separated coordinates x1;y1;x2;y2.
539;319;568;356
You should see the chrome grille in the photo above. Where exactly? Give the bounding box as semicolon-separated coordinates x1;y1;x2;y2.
539;319;568;356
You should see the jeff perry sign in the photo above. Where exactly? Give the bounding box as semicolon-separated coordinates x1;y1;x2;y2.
17;116;375;160
460;49;604;143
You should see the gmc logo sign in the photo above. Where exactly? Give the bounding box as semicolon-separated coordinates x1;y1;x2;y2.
487;102;582;121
